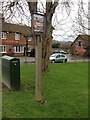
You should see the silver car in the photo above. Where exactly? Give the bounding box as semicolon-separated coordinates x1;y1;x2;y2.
49;53;68;63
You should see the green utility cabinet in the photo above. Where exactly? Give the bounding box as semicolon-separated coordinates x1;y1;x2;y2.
1;55;20;91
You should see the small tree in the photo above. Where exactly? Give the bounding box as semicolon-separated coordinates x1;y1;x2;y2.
52;42;60;48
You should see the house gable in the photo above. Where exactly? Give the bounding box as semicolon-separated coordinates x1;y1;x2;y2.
71;34;90;47
70;34;90;55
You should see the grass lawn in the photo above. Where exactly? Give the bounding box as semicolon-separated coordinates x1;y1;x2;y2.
2;62;89;118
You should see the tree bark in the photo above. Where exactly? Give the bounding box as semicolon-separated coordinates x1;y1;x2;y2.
42;1;58;72
27;2;37;12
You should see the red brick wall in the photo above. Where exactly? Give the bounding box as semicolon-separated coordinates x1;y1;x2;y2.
2;33;26;45
72;37;85;55
1;32;35;56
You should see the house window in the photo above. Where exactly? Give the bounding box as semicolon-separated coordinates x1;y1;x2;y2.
13;46;24;53
15;33;20;40
0;45;6;53
0;32;7;39
78;40;82;47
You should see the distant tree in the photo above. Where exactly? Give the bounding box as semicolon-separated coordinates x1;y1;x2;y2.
59;41;72;52
52;42;60;48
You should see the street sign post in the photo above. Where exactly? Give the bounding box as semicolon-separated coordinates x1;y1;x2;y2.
31;12;45;102
31;12;45;35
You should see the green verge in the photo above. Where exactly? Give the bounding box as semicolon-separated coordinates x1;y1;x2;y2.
2;62;89;118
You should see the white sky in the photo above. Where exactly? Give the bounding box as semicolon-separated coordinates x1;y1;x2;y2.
52;0;89;41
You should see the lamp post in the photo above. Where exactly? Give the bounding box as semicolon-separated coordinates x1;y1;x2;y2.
31;12;45;102
24;35;28;63
24;35;33;63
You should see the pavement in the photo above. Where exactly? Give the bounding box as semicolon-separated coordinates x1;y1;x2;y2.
68;59;90;62
15;56;35;64
0;56;35;65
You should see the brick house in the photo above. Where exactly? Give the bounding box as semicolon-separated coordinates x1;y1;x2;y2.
0;13;35;56
70;34;90;56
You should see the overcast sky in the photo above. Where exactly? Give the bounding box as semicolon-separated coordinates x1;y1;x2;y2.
1;0;89;41
52;0;89;41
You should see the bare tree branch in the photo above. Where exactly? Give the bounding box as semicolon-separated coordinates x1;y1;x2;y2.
27;1;37;12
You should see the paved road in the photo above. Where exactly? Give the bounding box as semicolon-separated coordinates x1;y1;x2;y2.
16;56;90;64
0;56;90;65
16;56;35;64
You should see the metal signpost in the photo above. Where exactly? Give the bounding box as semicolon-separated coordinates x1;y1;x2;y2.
31;12;45;102
24;36;28;64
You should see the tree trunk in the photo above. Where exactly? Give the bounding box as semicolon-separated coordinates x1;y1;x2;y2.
42;21;52;72
42;1;58;72
27;2;37;12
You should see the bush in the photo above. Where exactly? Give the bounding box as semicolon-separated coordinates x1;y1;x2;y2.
52;43;60;48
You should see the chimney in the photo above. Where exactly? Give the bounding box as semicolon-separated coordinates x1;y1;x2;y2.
0;13;5;24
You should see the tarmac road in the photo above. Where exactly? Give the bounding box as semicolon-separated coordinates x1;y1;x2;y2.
16;56;90;64
0;56;89;65
16;56;35;64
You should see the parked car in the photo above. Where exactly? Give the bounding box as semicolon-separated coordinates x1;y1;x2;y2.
49;53;68;63
53;50;67;54
28;49;35;57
